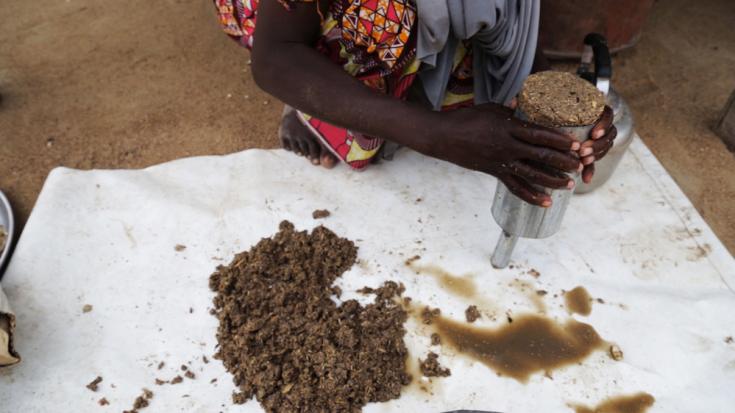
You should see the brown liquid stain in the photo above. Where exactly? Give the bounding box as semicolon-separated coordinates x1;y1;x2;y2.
565;286;593;316
432;313;607;382
409;264;477;299
572;392;655;413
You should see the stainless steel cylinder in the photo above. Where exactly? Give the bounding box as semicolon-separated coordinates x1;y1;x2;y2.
490;113;594;268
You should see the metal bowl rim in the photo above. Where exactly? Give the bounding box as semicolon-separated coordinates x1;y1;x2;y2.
0;190;14;272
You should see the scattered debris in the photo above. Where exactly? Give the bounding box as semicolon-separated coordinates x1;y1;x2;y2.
419;352;451;377
170;376;183;385
536;290;548;296
174;244;186;252
202;355;209;364
609;344;624;361
430;333;441;346
311;209;330;219
154;379;167;385
725;336;733;344
465;305;481;323
421;306;441;325
184;371;195;380
86;376;103;392
82;304;93;313
527;269;541;278
404;255;421;266
98;398;109;406
157;362;165;370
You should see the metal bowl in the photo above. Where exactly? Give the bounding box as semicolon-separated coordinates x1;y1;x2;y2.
0;190;14;279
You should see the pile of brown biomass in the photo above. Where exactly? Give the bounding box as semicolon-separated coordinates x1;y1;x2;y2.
209;221;411;412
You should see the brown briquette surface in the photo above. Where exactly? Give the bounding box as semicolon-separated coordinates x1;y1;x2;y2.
0;226;6;253
418;352;451;378
209;221;411;413
518;71;605;127
465;305;481;323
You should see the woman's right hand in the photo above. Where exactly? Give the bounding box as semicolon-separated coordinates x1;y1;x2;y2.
429;103;582;207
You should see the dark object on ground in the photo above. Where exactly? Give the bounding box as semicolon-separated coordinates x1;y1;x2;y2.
86;376;102;392
715;90;735;151
465;305;481;323
123;388;154;413
312;209;331;219
419;352;451;377
209;221;410;412
431;333;441;345
98;398;109;406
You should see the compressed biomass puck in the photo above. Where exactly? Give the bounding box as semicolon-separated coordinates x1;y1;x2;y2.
518;71;605;127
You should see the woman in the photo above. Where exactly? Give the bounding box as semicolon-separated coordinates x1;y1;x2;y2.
214;0;616;207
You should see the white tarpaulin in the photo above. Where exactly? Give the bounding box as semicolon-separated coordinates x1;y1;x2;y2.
0;136;733;412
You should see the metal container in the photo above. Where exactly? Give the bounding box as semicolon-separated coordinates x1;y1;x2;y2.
0;190;14;279
574;34;635;193
490;121;593;269
574;88;634;193
490;33;629;268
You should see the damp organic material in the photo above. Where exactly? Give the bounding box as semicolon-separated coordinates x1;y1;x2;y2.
209;221;410;412
518;71;605;127
465;305;481;323
432;314;607;382
419;352;451;377
409;264;477;299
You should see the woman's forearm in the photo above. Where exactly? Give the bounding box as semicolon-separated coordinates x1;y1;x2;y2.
252;43;441;156
251;2;442;157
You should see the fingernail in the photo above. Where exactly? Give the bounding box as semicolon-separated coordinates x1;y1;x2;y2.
594;129;605;139
577;163;584;172
542;199;552;207
583;156;595;165
567;180;575;189
571;142;581;151
580;147;593;156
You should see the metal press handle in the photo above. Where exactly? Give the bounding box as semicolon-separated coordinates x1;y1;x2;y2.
577;32;612;96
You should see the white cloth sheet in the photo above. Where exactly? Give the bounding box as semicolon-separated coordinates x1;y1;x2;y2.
0;136;733;412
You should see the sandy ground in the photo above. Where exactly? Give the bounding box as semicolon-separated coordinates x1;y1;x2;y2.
1;0;734;253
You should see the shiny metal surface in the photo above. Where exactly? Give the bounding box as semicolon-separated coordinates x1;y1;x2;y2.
490;119;593;268
575;88;635;194
0;190;14;278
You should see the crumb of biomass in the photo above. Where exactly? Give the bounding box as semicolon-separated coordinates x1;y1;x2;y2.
312;209;330;219
86;376;103;392
82;304;93;313
421;306;441;325
419;352;451;377
465;305;481;323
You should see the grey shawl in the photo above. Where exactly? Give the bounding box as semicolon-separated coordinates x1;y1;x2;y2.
416;0;540;109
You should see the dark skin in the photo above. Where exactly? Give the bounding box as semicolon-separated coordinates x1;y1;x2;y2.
251;1;616;206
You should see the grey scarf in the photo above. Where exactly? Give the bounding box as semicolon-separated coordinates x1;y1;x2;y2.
416;0;540;109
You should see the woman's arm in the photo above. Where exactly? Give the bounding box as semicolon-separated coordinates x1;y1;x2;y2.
251;1;582;206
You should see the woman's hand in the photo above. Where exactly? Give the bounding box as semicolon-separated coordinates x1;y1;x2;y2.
579;105;617;183
429;103;582;207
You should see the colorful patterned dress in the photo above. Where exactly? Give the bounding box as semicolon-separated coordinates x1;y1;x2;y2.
213;0;474;169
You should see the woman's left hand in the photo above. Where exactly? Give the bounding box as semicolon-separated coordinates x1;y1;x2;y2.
579;105;617;184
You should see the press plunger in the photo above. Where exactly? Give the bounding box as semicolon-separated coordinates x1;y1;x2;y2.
490;71;606;268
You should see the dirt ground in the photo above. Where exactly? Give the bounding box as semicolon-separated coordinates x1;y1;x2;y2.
1;0;734;253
